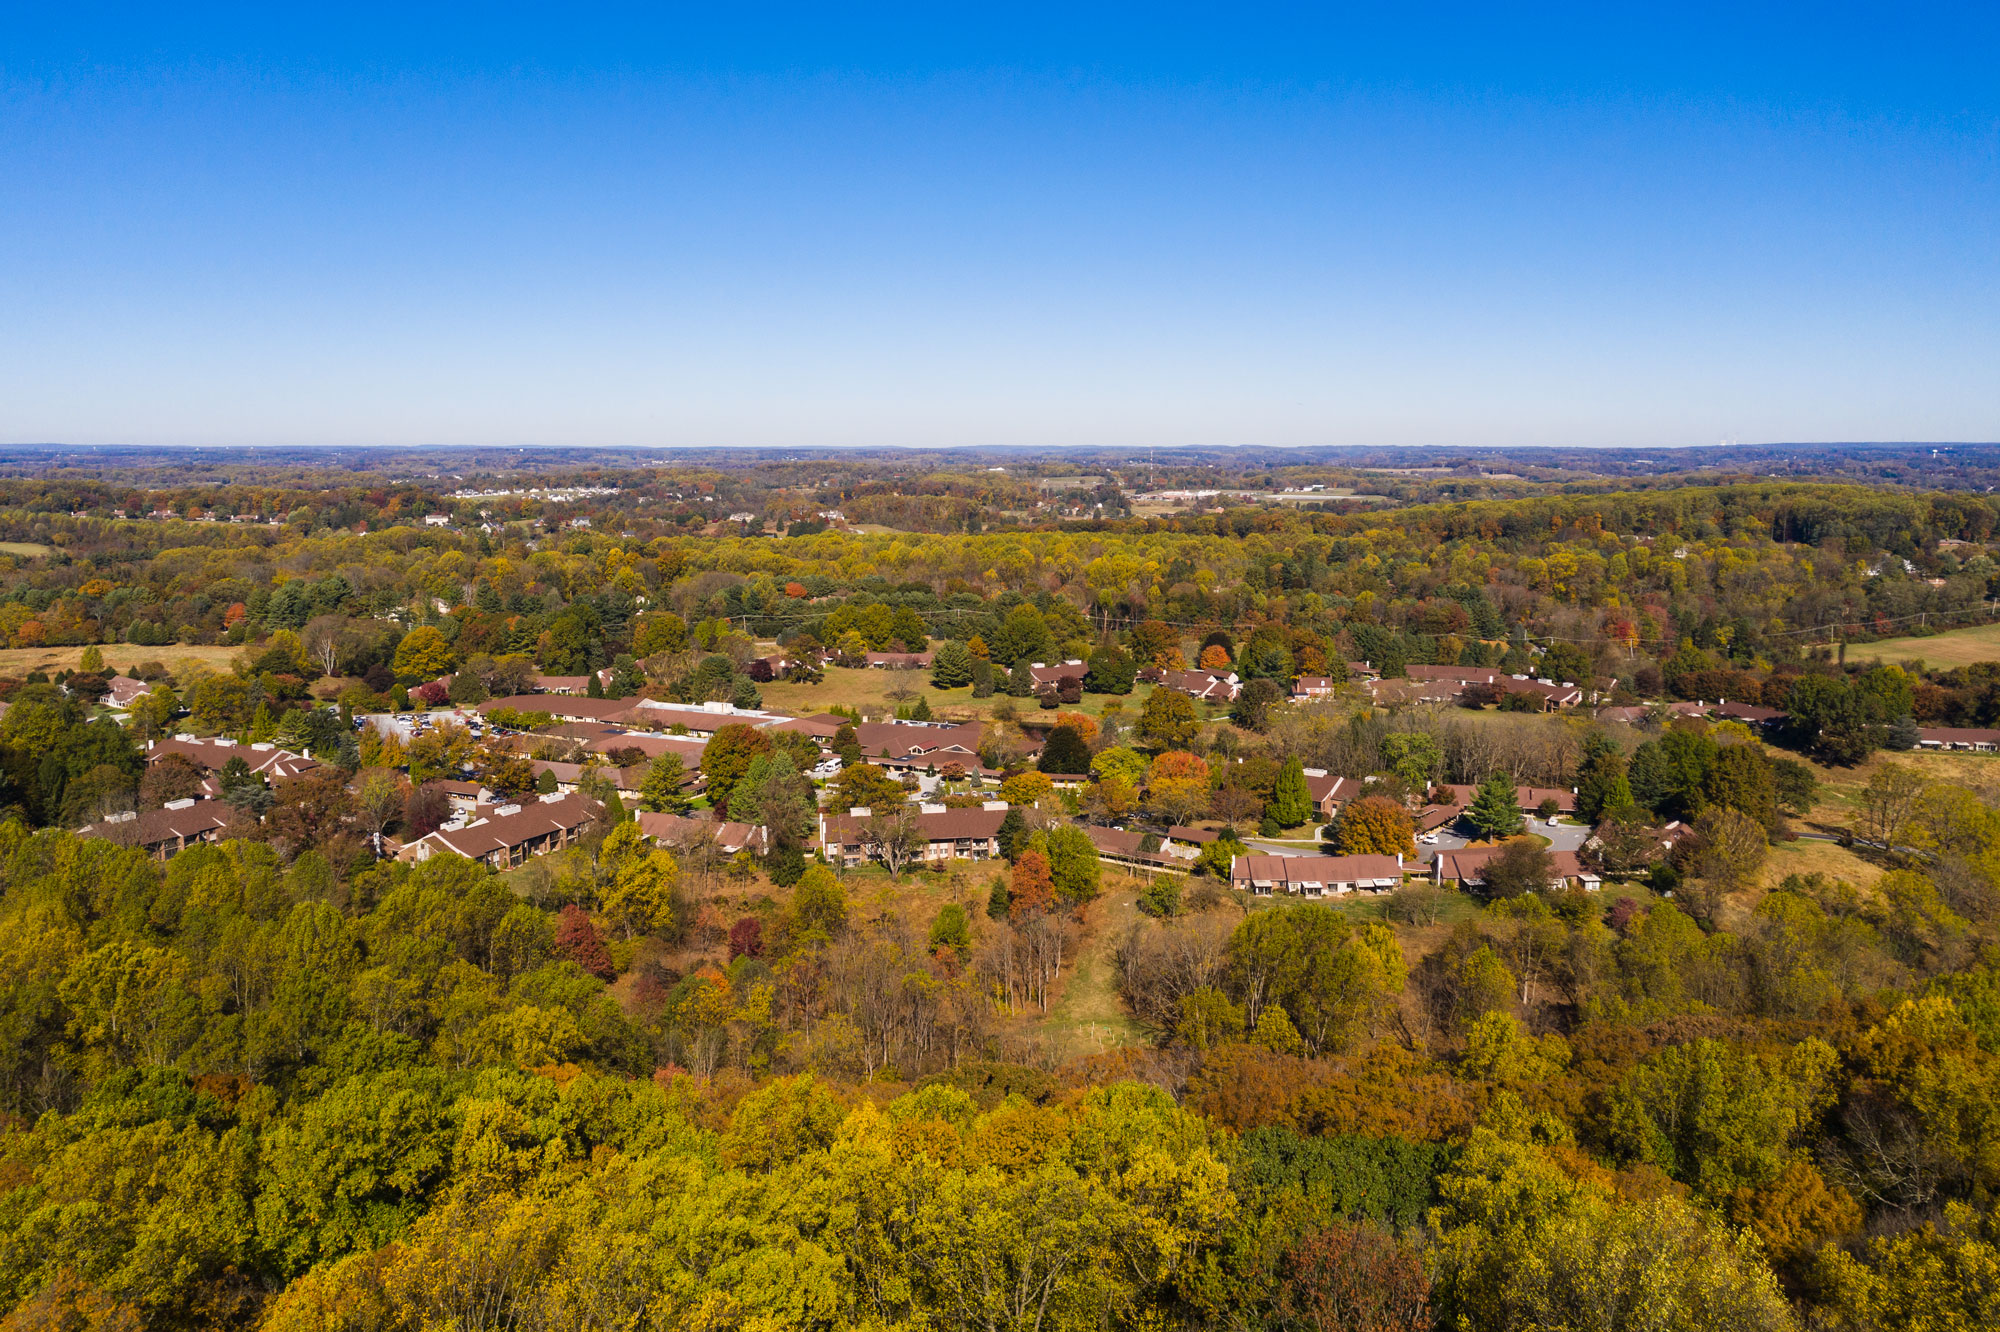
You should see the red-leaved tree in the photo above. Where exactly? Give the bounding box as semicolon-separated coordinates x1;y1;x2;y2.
1276;1222;1431;1332
729;916;764;960
554;904;615;980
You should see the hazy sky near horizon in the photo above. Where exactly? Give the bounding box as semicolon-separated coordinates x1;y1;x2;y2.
2;5;1996;450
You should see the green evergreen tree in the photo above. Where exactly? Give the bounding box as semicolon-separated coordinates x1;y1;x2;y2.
929;640;974;689
1575;732;1633;822
996;807;1029;860
1038;724;1092;775
1084;644;1136;695
1466;772;1525;840
986;872;1011;920
639;754;690;813
1268;756;1314;828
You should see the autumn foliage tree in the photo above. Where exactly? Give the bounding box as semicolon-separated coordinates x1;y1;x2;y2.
1276;1222;1432;1332
1009;850;1056;921
553;903;615;979
1333;796;1416;858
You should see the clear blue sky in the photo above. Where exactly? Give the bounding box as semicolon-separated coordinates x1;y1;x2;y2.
2;5;1995;450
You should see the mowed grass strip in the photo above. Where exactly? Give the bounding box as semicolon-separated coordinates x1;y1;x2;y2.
0;643;242;679
1857;619;2000;669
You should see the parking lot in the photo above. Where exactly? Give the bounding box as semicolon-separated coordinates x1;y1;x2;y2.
1247;813;1592;865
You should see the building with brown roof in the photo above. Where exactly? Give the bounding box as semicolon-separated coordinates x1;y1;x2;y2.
635;812;771;855
102;676;154;710
1229;853;1405;896
1025;660;1088;694
400;794;599;870
1084;825;1182;871
426;779;495;814
763;713;848;743
817;802;1010;868
1433;844;1597;891
528;673;593;695
1301;769;1365;820
1158;669;1241;702
850;720;988;764
1916;726;2000;751
1709;701;1787;726
79;798;232;860
478;695;642;726
863;650;935;669
145;738;318;780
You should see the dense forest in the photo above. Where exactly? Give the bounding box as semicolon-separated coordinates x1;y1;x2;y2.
6;461;2000;1330
0;477;1995;672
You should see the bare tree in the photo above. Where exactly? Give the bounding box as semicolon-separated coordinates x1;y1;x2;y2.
303;614;350;678
1112;914;1234;1034
1856;762;1927;851
865;804;928;879
353;767;408;856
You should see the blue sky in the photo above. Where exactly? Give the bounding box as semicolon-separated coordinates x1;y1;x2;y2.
2;4;1995;449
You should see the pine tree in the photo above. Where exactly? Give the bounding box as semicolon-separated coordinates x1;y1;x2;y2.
1466;772;1524;840
1084;644;1136;695
1269;757;1314;828
986;872;1011;920
639;755;689;813
1575;733;1633;822
1038;724;1092;775
997;807;1029;860
929;640;974;689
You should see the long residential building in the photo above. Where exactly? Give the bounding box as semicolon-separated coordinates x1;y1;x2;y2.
78;798;233;861
817;802;1010;868
400;793;599;870
635;812;771;855
1229;853;1407;896
145;737;318;780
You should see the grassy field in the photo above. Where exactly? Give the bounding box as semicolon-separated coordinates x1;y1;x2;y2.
0;643;241;679
1039;873;1151;1059
1762;837;1880;891
0;542;56;558
1855;619;2000;669
1799;745;2000;831
755;663;1156;725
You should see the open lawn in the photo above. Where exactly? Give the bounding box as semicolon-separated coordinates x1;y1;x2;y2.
754;663;1155;725
1800;745;2000;832
1855;619;2000;670
0;643;241;680
0;542;56;558
1761;837;1881;893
